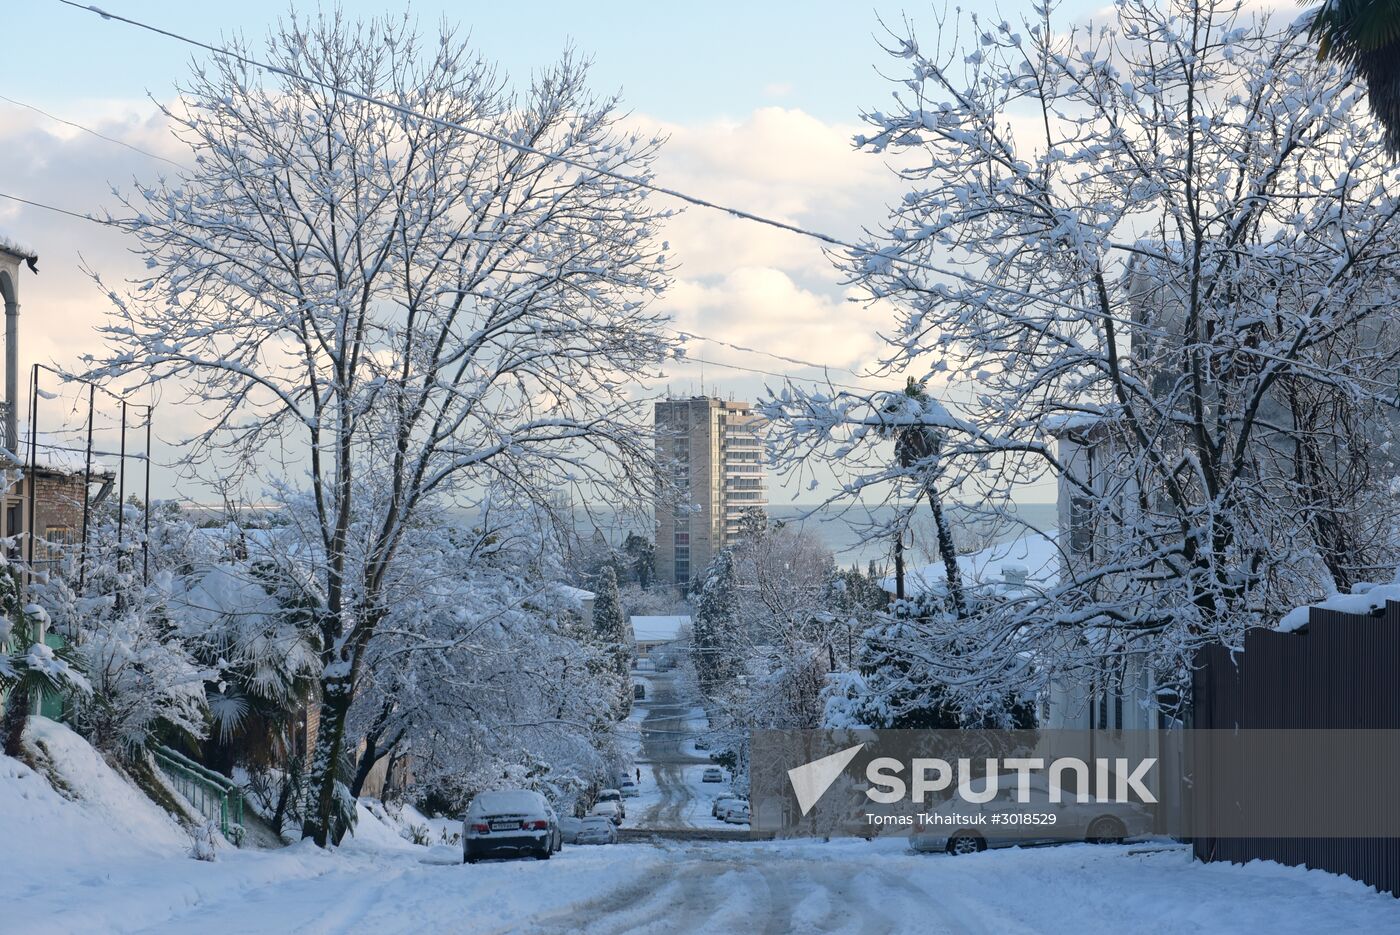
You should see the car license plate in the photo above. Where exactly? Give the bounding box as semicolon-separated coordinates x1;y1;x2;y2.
489;820;518;831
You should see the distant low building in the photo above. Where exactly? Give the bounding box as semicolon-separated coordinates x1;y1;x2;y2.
558;585;597;626
629;614;690;656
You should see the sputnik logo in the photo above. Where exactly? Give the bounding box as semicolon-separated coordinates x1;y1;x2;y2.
787;743;865;816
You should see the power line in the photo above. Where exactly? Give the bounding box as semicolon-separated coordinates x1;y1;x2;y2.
0;191;117;227
675;355;894;395
673;331;869;381
50;0;1087;320
33;3;1398;405
0;93;184;169
8;184;1388;408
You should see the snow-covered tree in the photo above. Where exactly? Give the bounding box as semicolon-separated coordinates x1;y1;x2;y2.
37;502;211;757
726;511;836;645
764;0;1400;708
88;13;674;844
622;532;655;589
591;564;633;719
343;503;624;815
1;582;88;757
691;549;743;694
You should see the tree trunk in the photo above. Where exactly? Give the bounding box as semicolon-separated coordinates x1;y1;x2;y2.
2;686;30;757
302;669;353;847
925;488;966;619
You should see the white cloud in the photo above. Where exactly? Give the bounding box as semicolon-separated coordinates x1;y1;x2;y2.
630;106;902;383
0;97;913;503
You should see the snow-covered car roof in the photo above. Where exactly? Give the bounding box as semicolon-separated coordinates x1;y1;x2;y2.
468;790;547;814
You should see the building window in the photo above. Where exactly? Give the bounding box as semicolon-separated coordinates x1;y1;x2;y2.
674;533;689;545
1070;496;1094;556
5;503;20;561
45;526;76;547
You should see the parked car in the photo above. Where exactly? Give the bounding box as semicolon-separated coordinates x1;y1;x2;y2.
711;794;745;819
721;801;751;825
589;800;623;826
909;779;1152;855
597;788;626;819
620;779;640;798
462;790;560;863
693;738;711;751
634;683;646;700
701;767;725;783
558;816;584;845
576;816;619;845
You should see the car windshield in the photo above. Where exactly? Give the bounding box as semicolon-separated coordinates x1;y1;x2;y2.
598;790;621;800
582;818;612;829
470;791;543;814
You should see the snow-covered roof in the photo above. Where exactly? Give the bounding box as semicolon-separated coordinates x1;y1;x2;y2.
630;615;690;643
1276;579;1400;632
1041;410;1118;436
880;530;1060;597
0;230;38;262
558;585;595;609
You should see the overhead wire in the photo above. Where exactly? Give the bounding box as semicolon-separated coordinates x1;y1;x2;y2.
25;3;1400;406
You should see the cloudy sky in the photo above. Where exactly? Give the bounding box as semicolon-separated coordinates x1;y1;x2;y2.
0;0;1114;504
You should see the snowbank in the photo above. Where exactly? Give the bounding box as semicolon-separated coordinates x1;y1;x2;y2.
1;718;191;869
1277;579;1400;632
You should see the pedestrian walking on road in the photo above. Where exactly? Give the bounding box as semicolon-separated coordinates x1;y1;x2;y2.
635;767;641;783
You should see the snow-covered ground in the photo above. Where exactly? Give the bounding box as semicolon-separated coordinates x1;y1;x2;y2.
5;719;1399;933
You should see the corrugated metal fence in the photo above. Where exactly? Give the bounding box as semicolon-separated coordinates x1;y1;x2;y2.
1192;600;1400;896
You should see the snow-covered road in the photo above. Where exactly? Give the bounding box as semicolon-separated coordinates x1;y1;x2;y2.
6;718;1399;933
631;671;729;831
19;836;1400;934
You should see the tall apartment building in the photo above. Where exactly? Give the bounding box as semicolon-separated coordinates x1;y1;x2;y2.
654;396;767;588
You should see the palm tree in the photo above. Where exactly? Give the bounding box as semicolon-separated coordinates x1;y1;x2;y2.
1306;0;1400;155
887;378;968;620
0;572;86;756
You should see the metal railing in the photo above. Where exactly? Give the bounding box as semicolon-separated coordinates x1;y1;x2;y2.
151;745;245;845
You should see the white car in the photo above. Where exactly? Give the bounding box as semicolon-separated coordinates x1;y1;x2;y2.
576;816;619;845
589;800;623;826
711;794;745;818
909;779;1152;855
463;790;560;863
596;788;626;819
721;801;751;825
701;767;725;783
620;779;640;798
558;816;584;845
